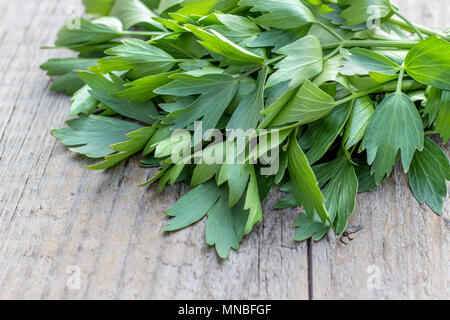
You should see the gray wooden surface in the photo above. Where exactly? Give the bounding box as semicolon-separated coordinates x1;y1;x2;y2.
0;0;448;300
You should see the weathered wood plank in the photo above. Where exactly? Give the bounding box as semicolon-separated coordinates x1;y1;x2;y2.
311;161;450;299
310;0;450;300
0;0;309;299
395;0;449;30
0;0;447;300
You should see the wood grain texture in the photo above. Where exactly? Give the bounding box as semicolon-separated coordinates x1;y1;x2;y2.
310;0;450;300
0;0;448;300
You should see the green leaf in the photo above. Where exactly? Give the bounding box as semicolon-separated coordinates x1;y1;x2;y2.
226;76;256;113
408;137;450;214
274;193;298;210
307;21;351;48
140;157;164;168
239;0;316;29
41;58;98;76
41;58;98;95
405;36;450;91
227;67;268;130
165;181;222;231
70;85;98;116
286;156;359;237
179;59;221;74
143;162;187;191
160;96;196;113
157;0;182;13
248;27;309;52
93;39;177;78
153;17;186;32
338;0;392;26
288;133;329;223
247;127;293;162
423;87;442;126
82;0;114;15
157;164;187;192
177;0;239;16
259;87;297;129
436;91;450;143
78;71;161;124
67;42;121;58
218;164;250;208
362;92;424;183
408;90;426;103
274;150;289;185
209;14;260;48
243;165;263;235
274;181;297;209
89;15;125;31
313;55;344;87
152;133;189;159
55;17;122;47
110;0;165;30
185;24;265;65
51;115;141;159
205;190;249;259
49;72;86;95
267;35;323;89
87;126;156;170
270;80;336;127
191;164;221;187
369;72;398;84
294;213;329;242
155;33;208;59
142;0;161;9
144;125;172;154
340;48;401;76
141;166;171;187
155;73;239;130
346;74;384;91
112;70;178;103
322;3;365;31
354;159;379;192
343;96;375;149
256;174;275;202
304;102;353;164
314;157;358;235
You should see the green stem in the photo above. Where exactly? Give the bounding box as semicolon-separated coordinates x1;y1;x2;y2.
388;17;449;40
390;7;425;40
349;144;358;156
228;6;249;15
236;66;262;81
396;67;405;93
323;45;343;61
119;31;168;37
173;59;198;63
335;91;368;106
342;144;358;165
322;40;419;50
335;80;425;106
315;21;344;42
425;130;439;136
266;55;285;65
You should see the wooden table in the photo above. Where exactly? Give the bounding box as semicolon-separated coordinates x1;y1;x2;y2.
0;0;448;299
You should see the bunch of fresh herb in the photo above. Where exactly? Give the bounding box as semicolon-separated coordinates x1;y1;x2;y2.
42;0;450;258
